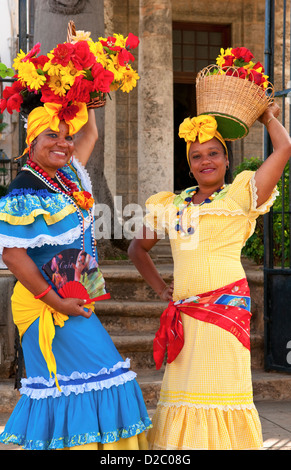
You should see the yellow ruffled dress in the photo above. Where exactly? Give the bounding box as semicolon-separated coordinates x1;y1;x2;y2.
144;170;278;450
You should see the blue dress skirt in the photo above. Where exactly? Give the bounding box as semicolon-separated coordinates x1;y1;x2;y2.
0;159;151;450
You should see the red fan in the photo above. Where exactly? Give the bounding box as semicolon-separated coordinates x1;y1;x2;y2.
42;249;110;304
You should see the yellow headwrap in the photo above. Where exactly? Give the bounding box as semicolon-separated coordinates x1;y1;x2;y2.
178;115;228;165
22;101;88;156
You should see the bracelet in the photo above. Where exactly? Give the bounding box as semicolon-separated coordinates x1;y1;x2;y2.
266;116;276;127
34;285;52;299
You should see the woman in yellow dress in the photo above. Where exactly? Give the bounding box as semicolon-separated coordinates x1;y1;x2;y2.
128;102;291;450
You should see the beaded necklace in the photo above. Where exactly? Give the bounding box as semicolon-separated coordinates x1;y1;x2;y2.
175;185;225;236
22;160;96;257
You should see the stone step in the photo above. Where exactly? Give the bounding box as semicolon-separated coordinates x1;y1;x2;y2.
96;300;167;334
1;369;291;415
101;263;173;301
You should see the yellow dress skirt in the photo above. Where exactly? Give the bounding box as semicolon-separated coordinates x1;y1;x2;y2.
144;170;278;450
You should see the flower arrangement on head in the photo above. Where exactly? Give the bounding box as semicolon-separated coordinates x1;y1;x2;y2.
0;28;140;117
0;26;140;211
196;46;274;140
214;47;269;89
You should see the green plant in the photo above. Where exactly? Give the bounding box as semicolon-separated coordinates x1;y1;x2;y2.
234;157;289;265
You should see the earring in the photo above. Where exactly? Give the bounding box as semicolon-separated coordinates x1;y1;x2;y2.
189;171;194;179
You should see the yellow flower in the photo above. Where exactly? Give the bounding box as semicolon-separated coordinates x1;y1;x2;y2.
216;47;233;67
106;57;125;82
113;33;126;48
120;67;140;93
18;62;46;90
43;54;63;77
92;41;109;68
60;61;85;86
13;50;26;70
48;73;70;96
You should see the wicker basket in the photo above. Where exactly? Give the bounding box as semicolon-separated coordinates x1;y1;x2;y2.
66;20;106;109
196;65;274;140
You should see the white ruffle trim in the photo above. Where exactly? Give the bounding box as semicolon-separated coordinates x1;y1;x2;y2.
20;359;136;400
157;401;257;411
250;174;279;212
72;157;93;195
143;219;167;238
0;221;92;254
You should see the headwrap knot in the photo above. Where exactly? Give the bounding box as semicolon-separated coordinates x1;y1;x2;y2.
22;101;88;157
178;115;227;164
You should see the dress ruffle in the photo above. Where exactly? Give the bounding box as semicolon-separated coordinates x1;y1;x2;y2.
147;403;263;450
0;158;93;254
0;374;151;450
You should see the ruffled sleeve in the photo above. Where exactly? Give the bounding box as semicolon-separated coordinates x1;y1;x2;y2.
0;158;93;253
226;170;278;217
222;170;278;244
143;191;176;237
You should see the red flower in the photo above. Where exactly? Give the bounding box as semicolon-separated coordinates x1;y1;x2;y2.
252;61;265;73
66;75;94;103
118;49;135;66
126;33;139;50
222;55;235;68
40;83;65;104
30;55;50;69
237;67;248;79
51;43;74;67
100;37;122;52
58;103;80;121
6;93;23;114
23;42;41;62
91;63;114;93
71;41;96;71
249;70;266;87
0;98;7;113
231;47;254;63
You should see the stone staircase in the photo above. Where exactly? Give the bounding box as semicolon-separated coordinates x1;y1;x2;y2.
1;240;291;416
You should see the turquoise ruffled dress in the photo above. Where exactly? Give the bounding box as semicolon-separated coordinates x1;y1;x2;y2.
0;158;151;450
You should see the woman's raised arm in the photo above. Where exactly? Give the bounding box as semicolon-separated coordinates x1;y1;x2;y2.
73;108;98;166
254;102;291;207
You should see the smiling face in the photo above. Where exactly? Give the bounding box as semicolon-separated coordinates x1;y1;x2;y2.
188;137;228;189
30;121;75;177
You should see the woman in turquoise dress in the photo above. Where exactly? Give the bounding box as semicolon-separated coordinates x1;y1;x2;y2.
0;101;151;450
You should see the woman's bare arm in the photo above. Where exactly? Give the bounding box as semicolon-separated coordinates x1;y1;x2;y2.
73;108;98;166
254;102;291;207
2;247;92;317
128;226;173;301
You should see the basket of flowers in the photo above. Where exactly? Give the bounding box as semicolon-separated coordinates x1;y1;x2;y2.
0;21;140;117
196;47;274;140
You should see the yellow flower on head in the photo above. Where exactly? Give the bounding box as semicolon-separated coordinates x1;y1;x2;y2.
18;61;46;90
48;73;70;96
13;50;27;71
113;33;126;48
120;66;140;93
107;57;125;82
60;61;85;86
93;41;109;68
43;55;63;77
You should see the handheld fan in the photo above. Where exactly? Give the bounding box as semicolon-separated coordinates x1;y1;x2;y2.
42;249;110;304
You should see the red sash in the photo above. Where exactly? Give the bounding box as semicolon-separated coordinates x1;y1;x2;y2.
153;278;251;370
